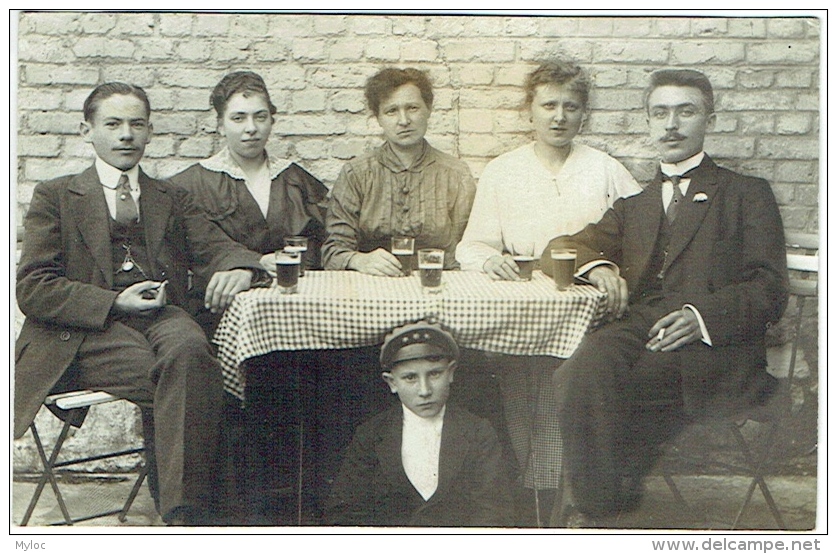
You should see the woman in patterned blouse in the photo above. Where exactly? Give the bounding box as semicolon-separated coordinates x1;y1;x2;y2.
322;67;476;275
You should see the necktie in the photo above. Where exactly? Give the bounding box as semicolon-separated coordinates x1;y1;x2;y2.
115;173;138;225
663;170;692;223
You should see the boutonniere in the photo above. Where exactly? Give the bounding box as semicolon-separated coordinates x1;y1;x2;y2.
693;192;709;202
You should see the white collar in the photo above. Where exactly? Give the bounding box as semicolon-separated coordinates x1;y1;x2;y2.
199;146;294;181
660;151;705;178
95;157;139;190
401;403;446;428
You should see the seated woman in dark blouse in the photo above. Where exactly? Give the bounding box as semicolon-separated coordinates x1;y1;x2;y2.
169;71;328;329
322;67;476;275
168;71;329;523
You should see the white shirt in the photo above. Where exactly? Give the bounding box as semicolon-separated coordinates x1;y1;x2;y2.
660;151;705;212
455;142;641;271
96;157;140;221
199;146;295;220
244;162;272;219
401;404;445;501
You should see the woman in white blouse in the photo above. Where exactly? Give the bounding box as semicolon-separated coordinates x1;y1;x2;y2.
456;60;641;279
453;60;641;523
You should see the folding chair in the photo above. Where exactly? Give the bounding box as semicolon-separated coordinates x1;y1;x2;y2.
660;232;818;529
20;390;148;526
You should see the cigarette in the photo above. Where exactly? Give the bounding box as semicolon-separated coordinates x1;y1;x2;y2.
656;328;665;341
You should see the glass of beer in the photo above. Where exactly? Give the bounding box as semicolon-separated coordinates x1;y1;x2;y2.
417;248;444;293
275;250;300;294
284;236;309;277
391;236;416;276
511;243;536;281
551;248;577;291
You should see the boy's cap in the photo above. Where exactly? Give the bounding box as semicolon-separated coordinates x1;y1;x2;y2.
380;321;459;369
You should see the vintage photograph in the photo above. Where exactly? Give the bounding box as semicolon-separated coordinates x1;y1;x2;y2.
10;10;822;537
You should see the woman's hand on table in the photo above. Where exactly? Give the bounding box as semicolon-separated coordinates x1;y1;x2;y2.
259;253;277;276
347;249;404;277
483;254;521;281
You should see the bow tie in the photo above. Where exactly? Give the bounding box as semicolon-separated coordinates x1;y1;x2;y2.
662;168;696;186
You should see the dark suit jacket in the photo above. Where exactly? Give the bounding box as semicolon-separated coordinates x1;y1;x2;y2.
541;155;789;418
14;165;264;439
324;403;516;527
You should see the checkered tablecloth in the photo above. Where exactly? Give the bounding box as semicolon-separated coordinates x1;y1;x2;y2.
213;270;607;401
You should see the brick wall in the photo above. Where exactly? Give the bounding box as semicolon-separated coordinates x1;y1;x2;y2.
16;12;820;233
13;12;821;473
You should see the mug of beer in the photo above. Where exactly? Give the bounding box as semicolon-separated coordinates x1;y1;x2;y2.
275;250;300;294
417;248;444;293
550;248;577;291
391;236;415;277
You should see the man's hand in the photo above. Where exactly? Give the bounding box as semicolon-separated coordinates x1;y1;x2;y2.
646;308;702;352
483;254;521;281
205;269;253;314
347;248;403;277
113;280;167;316
587;266;628;320
259;253;277;276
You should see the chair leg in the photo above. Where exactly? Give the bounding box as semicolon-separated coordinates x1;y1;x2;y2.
21;415;148;527
548;469;570;527
729;422;786;529
21;421;75;526
296;420;304;526
118;463;149;523
662;472;690;511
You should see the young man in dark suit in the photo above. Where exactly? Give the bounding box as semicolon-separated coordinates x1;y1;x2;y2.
14;82;268;525
541;69;789;524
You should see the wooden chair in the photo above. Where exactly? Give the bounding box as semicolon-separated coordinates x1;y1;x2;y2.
659;232;818;529
19;390;148;526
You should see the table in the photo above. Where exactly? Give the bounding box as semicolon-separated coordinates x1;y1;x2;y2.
214;270;607;401
213;269;607;518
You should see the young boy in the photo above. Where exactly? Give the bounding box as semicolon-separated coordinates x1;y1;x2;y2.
324;320;516;527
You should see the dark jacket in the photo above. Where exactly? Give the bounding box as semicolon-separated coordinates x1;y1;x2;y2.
14;165;264;439
542;155;789;419
324;403;516;527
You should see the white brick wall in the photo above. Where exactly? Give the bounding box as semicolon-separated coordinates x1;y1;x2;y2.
15;12;821;233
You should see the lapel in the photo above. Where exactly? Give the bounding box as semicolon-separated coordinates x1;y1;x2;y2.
663;156;720;273
375;407;413;491
632;177;665;283
137;169;173;275
68;165;113;287
430;405;467;505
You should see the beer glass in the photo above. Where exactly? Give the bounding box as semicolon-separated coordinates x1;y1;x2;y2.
284;236;309;277
275;250;300;294
550;248;577;291
391;236;416;277
511;243;536;281
417;248;444;293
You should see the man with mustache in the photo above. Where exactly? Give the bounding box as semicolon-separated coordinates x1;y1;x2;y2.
540;69;789;525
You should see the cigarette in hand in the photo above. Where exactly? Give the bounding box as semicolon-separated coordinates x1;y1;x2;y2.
656;328;666;342
141;280;168;300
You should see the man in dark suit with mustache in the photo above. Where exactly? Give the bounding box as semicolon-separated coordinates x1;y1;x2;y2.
541;69;789;523
14;82;267;525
